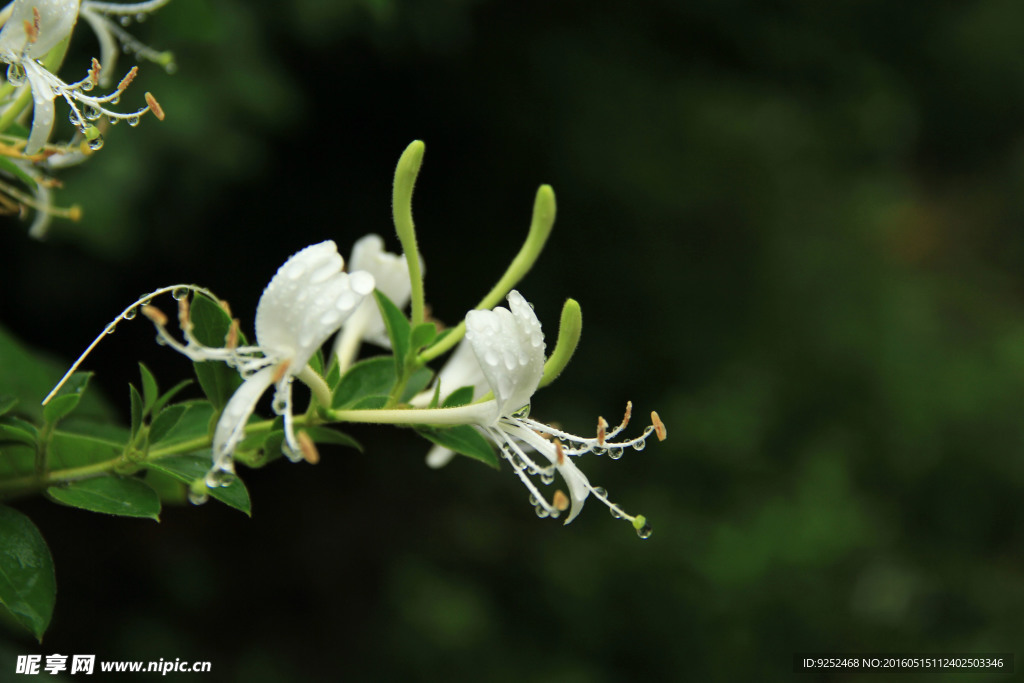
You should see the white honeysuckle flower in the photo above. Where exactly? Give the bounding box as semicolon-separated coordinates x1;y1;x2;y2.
459;290;658;530
0;0;165;154
78;0;174;86
148;241;375;489
332;233;415;370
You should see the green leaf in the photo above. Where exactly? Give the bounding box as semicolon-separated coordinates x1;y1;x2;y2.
151;379;193;417
0;418;37;447
410;322;437;351
332;357;396;409
47;476;161;520
325;358;341;390
302;425;362;452
42;372;92;425
308;349;325;376
149;401;214;446
189;294;242;411
442;386;476;408
146;454;251;516
0;396;18;417
374;290;411;372
401;366;434;403
46;431;122;471
138;363;159;414
149;404;188;443
128;384;144;438
0;505;56;641
417;426;499;468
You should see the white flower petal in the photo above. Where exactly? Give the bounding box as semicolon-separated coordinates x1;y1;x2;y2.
508;421;592;524
212;364;277;474
0;0;80;58
22;60;57;155
254;241;374;369
465;289;545;419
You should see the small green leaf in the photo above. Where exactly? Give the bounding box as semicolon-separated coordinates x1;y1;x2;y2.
410;322;437;351
138;363;159;414
42;372;92;425
417;426;499;468
0;396;18;417
147;454;251;516
47;476;161;520
308;349;325;376
302;425;362;452
128;384;144;438
374;290;411;371
189;294;242;411
0;419;37;447
149;404;188;443
325;359;341;389
46;431;121;470
0;505;56;641
332;357;396;409
148;400;214;446
151;379;193;417
442;386;476;408
401;366;434;403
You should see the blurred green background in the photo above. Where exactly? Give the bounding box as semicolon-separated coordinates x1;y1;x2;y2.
3;0;1024;680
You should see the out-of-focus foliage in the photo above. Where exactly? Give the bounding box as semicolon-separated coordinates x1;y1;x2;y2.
2;0;1024;680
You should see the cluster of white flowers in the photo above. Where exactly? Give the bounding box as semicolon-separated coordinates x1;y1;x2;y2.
0;0;171;235
137;237;665;535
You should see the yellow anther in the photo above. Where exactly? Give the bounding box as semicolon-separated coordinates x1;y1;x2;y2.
117;66;138;92
297;430;320;465
597;416;608;445
145;92;165;121
218;299;232;317
225;319;240;350
553;490;570;512
555;440;565;466
272;360;292;384
177;296;191;330
141;305;168;326
89;58;101;86
651;411;667;441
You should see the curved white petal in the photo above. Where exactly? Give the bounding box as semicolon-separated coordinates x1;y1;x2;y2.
212;364;277;474
0;0;80;58
22;59;57;154
465;290;545;419
507;421;592;524
255;241;375;370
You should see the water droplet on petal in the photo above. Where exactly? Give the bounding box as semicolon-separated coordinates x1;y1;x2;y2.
6;62;26;86
484;350;498;367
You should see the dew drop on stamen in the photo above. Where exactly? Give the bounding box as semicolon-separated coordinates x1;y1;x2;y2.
608;447;624;460
80;80;94;92
593;486;608;498
87;134;104;151
609;507;623;519
188;489;209;505
540;472;554;485
528;494;538;506
123;307;138;320
126;115;140;127
205;469;236;488
172;287;189;300
165;62;178;75
534;505;550;519
135;12;147;22
84;105;101;121
119;15;132;25
636;523;653;540
632;439;646;451
108;116;120;126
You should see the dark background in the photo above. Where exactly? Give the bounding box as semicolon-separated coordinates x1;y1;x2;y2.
3;0;1024;680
